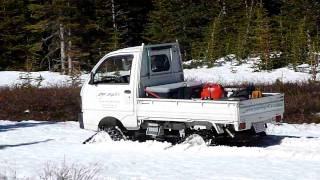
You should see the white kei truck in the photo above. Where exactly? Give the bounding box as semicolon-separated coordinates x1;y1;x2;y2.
79;42;284;143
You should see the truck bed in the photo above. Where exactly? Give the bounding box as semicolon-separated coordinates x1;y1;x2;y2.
137;93;284;131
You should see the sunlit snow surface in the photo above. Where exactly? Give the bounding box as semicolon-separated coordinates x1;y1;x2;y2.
0;121;320;179
0;59;319;87
0;71;89;87
183;61;319;84
1;59;319;179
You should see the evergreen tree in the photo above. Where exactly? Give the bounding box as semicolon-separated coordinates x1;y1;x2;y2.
144;0;218;60
1;0;320;71
290;18;308;68
200;12;223;66
144;0;178;43
80;0;129;67
122;0;152;46
253;1;272;70
230;0;255;63
24;1;46;71
25;0;81;74
0;0;29;70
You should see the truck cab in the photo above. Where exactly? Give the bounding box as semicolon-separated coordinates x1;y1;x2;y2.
81;43;184;129
80;42;284;143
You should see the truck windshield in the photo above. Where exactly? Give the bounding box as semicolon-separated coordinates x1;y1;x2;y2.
93;55;133;84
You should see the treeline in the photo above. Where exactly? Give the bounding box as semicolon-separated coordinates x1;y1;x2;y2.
0;0;320;73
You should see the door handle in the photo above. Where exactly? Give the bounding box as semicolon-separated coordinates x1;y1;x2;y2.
124;90;131;94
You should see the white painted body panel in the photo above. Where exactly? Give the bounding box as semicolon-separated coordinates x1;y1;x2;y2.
82;92;284;131
80;49;142;130
137;98;239;123
136;93;284;131
80;43;285;132
237;93;284;130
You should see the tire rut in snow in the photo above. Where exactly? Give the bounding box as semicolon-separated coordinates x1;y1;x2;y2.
83;131;112;144
164;134;207;150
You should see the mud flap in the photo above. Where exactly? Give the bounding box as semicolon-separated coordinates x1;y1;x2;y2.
252;122;267;133
78;113;84;129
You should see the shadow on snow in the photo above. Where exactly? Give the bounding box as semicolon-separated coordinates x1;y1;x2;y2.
0;139;54;150
219;135;319;148
0;121;56;132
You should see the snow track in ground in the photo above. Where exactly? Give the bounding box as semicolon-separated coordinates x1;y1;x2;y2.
0;121;320;179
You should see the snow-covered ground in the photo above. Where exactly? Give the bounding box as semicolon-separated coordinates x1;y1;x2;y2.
184;61;319;84
1;120;320;179
0;58;319;87
0;71;89;87
1;58;319;179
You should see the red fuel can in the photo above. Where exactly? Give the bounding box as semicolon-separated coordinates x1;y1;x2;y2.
201;83;225;100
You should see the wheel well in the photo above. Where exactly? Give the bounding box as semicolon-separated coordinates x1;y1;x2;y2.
98;117;125;130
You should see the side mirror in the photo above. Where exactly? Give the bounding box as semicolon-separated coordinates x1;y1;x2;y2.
88;72;95;85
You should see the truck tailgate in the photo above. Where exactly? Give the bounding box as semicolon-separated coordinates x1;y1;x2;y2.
238;93;284;130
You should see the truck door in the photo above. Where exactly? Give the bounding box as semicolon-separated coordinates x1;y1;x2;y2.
85;54;136;127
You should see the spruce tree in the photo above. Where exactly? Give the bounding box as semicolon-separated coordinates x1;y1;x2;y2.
144;0;219;60
232;0;255;63
253;1;272;70
25;0;80;74
289;18;308;68
201;13;222;66
0;0;29;70
144;0;177;43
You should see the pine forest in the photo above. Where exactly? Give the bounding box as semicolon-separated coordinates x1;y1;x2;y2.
0;0;320;74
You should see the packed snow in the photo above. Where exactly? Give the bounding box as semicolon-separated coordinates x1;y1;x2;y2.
183;56;319;84
0;120;320;179
0;71;89;87
0;57;319;87
1;57;319;179
184;61;319;84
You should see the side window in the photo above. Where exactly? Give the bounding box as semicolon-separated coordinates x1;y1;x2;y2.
93;55;133;84
150;54;170;72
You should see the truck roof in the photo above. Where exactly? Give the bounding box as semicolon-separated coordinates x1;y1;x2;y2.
108;42;179;55
108;46;142;55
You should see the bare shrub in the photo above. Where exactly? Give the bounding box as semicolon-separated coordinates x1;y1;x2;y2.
256;81;320;123
1;82;320;123
39;161;102;180
0;162;102;180
0;86;80;121
0;167;17;180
